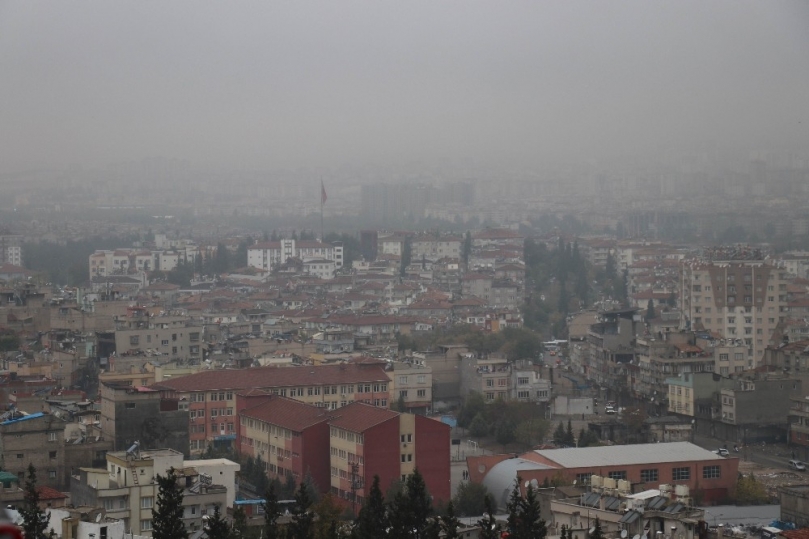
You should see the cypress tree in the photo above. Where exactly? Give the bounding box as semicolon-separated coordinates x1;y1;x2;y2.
506;478;523;538
20;464;51;539
204;504;229;539
477;495;501;539
288;480;315;539
263;482;281;539
442;501;461;539
354;475;389;539
152;467;188;539
231;504;248;539
519;484;547;539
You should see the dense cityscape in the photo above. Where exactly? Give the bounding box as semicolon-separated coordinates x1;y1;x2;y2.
3;1;809;538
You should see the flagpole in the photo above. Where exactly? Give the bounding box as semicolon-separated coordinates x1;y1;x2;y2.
320;177;324;242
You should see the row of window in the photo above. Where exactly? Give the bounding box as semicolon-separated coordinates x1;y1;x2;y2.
599;466;721;482
330;427;364;444
397;375;428;385
399;389;427;398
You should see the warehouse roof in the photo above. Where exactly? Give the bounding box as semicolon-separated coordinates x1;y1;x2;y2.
532;442;722;468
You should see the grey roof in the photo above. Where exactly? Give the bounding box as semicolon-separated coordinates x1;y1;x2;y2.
533;442;722;468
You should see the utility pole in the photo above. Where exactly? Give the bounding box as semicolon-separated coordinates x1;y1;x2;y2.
349;461;363;515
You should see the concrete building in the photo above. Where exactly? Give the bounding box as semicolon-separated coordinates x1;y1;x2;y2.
328;402;451;506
70;448;228;537
100;382;189;457
0;235;22;266
154;362;392;455
237;394;332;496
460;356;512;403
247;240;343;272
0;412;65;488
469;442;738;509
511;360;551;403
390;361;433;414
779;484;809;528
680;256;793;364
113;307;203;364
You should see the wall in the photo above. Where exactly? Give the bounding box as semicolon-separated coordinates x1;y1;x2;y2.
414;415;451;503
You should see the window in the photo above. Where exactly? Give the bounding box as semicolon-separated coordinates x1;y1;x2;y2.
703;466;721;479
129;335;139;345
417;389;426;398
401;454;413;463
48;432;57;442
49;451;57;459
103;498;116;510
640;469;658;482
672;467;690;481
607;471;627;480
401;434;413;443
141;497;154;509
399;390;408;398
161;340;169;346
141;520;152;531
48;470;56;479
125;402;136;409
417;375;426;384
16;454;23;459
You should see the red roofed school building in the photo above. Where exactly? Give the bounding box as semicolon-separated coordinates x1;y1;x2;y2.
236;393;450;508
154;362;393;455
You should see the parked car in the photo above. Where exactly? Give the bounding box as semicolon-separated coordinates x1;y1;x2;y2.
789;460;806;471
715;448;729;457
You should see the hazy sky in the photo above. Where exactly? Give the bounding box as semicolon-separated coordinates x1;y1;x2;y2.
1;1;808;173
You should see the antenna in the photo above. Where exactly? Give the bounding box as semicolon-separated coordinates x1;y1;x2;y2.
622;531;628;538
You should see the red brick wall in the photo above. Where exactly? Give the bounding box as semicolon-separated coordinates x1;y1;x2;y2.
415;415;451;503
302;422;331;495
363;418;401;497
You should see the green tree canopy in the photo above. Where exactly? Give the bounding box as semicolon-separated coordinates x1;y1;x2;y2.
152;467;188;539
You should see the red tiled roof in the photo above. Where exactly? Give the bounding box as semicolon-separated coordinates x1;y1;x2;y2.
328;402;399;433
241;396;331;432
37;486;67;500
154;363;389;393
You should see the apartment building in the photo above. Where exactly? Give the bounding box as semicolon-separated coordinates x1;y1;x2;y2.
0;412;65;488
460;356;512;402
247;239;343;272
680;256;793;364
70;448;229;536
113;307;203;363
511;360;551;403
89;246;200;278
410;235;462;261
390;361;432;414
237;394;331;494
100;382;189;456
329;402;450;506
154;362;392;454
0;235;22;266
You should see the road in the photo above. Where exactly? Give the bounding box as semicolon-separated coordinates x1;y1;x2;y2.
692;432;796;470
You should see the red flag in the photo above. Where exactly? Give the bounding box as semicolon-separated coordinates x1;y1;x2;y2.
321;180;327;205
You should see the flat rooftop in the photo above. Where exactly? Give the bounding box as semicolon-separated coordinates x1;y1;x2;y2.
533;442;724;468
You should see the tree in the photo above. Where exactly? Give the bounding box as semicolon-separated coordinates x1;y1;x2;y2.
462;231;472;269
590;517;605;539
441;501;461;539
20;464;52;539
213;242;231;274
477;495;501;539
453;481;493;517
645;299;656;322
354;476;389;539
515;418;549;449
457;392;485;429
389;469;433;539
496;418;516;447
397;393;407;412
560;524;568;539
469;413;489;438
734;473;769;505
263;482;281;539
231;504;248;539
313;493;343;539
506;478;523;538
205;504;230;539
288;480;315;539
565;419;575;446
152;467;188;539
400;237;412;276
519;484;546;539
553;421;566;445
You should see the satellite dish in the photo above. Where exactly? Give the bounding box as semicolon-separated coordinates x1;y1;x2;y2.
573;480;577;486
622;531;628;538
96;513;102;523
590;528;596;535
634;535;641;539
524;481;530;488
530;479;539;488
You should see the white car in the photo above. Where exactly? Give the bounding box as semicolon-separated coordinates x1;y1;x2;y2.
714;448;729;457
789;460;806;471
